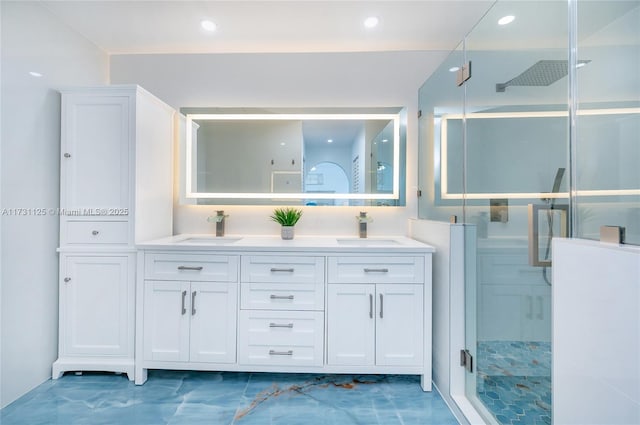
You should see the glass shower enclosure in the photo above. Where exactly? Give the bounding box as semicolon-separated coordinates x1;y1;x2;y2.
418;1;639;423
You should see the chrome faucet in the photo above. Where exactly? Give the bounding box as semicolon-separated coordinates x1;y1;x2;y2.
207;210;228;237
357;211;371;238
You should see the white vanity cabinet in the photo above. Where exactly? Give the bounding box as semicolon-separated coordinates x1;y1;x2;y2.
477;249;552;342
238;255;325;367
143;281;237;363
327;257;425;368
142;253;239;365
135;237;433;391
53;86;175;380
55;254;135;359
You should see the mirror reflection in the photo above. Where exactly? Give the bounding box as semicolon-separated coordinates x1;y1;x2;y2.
183;110;404;206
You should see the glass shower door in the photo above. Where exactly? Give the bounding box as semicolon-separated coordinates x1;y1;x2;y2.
461;2;569;423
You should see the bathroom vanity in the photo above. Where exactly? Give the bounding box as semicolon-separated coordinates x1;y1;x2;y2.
135;235;434;391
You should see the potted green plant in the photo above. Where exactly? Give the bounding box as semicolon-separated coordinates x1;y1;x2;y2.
270;207;303;240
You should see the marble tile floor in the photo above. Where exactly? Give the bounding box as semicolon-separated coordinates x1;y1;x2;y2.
0;371;460;425
476;341;552;425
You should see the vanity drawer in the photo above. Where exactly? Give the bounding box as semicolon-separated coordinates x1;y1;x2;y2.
241;256;324;283
145;253;239;282
240;282;324;311
327;256;424;284
238;310;323;367
65;220;129;245
478;254;546;286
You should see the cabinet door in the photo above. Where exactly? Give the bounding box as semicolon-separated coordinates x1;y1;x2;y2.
189;282;237;363
327;284;375;365
479;284;530;340
375;284;424;366
143;281;190;362
531;286;552;342
61;255;132;356
61;94;131;211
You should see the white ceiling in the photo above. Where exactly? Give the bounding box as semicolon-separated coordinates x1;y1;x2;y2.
41;1;496;55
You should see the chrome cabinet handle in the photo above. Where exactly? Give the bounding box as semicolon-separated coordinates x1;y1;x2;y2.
181;290;187;315
379;294;384;318
64;277;71;283
364;268;389;273
91;230;99;235
191;291;197;316
270;268;295;273
270;295;294;300
537;296;544;320
269;350;293;356
269;323;294;328
178;266;203;271
369;294;373;318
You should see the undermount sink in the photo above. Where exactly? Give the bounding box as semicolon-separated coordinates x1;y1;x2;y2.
176;236;242;245
336;238;401;246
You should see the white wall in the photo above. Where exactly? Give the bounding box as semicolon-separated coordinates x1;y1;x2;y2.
0;2;108;408
553;238;640;425
110;51;448;236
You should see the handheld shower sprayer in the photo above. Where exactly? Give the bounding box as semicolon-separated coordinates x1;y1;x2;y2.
542;167;565;284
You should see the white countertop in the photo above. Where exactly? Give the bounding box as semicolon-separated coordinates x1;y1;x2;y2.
137;234;435;253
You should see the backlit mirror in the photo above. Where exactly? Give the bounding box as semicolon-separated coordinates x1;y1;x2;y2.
180;108;406;206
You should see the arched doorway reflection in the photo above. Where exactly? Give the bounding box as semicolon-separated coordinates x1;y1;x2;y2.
304;161;349;198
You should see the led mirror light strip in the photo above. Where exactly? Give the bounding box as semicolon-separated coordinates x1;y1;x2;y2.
440;108;640;200
185;113;400;200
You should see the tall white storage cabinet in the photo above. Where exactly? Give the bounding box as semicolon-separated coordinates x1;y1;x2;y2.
52;86;175;380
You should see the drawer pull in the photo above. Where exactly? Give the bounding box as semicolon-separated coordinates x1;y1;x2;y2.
269;350;293;356
270;267;295;273
177;266;204;271
91;230;99;236
364;268;389;273
269;323;294;328
270;295;295;300
181;290;187;315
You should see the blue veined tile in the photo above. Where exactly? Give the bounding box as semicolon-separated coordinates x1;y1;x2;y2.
167;402;237;425
509;405;525;416
495;413;510;424
486;391;500;400
2;372;459;425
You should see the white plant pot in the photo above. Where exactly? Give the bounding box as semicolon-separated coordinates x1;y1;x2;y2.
281;226;295;240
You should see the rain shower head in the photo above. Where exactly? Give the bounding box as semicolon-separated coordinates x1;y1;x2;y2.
496;60;591;92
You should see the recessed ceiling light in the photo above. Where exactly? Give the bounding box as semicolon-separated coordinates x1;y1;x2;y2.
498;15;515;26
382;139;388;143
364;16;379;28
449;67;460;73
201;19;217;32
29;71;43;77
327;139;333;144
